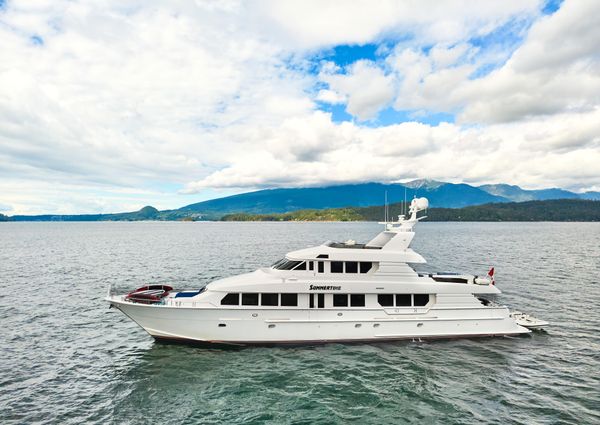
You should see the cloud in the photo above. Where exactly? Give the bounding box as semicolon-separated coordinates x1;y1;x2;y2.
316;89;346;104
377;0;600;124
257;0;540;48
184;108;600;192
458;0;600;123
320;60;395;121
387;46;476;114
313;1;599;126
1;0;599;214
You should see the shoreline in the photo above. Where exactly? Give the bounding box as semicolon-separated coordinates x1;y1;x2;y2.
3;219;600;223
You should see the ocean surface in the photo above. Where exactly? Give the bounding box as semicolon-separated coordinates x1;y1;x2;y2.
1;221;599;424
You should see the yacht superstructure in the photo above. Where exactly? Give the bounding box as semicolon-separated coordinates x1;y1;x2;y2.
107;197;547;346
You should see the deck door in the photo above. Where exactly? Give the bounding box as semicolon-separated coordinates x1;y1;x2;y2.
309;293;325;309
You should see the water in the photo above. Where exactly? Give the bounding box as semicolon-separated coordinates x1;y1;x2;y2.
1;222;599;424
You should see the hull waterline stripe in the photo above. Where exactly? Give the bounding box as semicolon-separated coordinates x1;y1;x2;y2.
151;331;531;347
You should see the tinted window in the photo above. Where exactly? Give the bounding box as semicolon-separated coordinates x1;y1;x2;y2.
396;294;411;306
331;261;343;273
293;262;306;270
350;294;365;307
377;294;394;307
360;262;372;273
283;261;302;270
261;293;278;306
346;261;358;273
309;261;314;271
271;258;286;268
281;293;298;306
273;259;302;270
221;293;239;305
242;293;259;305
333;294;348;307
414;294;430;306
318;262;324;273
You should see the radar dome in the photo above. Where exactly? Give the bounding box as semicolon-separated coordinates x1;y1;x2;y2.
415;197;429;210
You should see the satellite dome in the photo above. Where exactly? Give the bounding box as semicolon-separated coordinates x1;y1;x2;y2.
412;197;429;211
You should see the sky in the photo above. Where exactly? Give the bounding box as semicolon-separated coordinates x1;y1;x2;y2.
1;0;599;215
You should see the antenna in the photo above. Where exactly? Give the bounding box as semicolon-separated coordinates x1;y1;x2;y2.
384;190;388;223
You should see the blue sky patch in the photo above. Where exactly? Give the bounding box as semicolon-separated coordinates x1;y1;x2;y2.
542;0;563;14
319;103;353;123
372;108;455;127
322;43;380;68
470;16;532;50
31;35;44;46
470;62;500;79
468;17;534;79
373;108;414;126
320;101;456;127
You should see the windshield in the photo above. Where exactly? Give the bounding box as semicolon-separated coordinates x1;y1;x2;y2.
272;259;304;270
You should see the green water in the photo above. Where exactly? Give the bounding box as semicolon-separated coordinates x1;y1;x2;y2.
1;222;599;424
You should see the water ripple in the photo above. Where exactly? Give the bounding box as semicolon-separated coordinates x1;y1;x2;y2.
0;222;599;424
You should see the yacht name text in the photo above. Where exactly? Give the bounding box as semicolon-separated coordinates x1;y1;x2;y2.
309;285;341;291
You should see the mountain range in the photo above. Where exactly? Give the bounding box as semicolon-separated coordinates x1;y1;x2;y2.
4;179;600;221
176;180;600;216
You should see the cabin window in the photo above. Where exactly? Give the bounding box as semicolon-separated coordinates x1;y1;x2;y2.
350;294;365;307
272;259;302;270
261;293;278;306
281;293;298;307
396;294;411;307
359;262;373;273
272;258;285;268
318;293;325;308
317;254;329;259
331;261;343;273
345;261;358;273
283;260;302;270
333;294;348;307
309;293;314;308
293;262;307;271
221;293;239;305
318;262;324;273
377;294;394;307
309;261;314;271
242;293;259;306
414;294;430;306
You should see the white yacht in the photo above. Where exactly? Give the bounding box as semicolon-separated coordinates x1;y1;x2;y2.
106;197;547;346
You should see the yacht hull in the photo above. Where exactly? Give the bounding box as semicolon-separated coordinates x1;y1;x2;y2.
109;297;530;346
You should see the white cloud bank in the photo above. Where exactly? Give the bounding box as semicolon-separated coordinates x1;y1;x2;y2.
0;0;599;214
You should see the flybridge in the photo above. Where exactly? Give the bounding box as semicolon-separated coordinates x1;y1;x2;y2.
365;197;429;250
277;197;431;267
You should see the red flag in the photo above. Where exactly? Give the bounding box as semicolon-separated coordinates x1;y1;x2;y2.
488;267;495;285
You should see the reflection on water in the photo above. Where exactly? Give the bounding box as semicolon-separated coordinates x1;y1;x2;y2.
0;222;599;424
